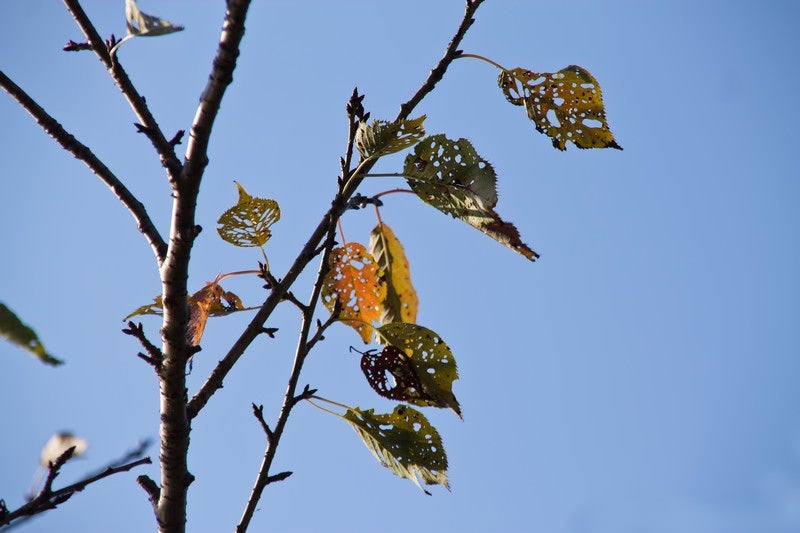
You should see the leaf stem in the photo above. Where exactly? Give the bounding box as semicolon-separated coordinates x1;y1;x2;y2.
304;398;346;419
458;53;508;72
363;172;405;178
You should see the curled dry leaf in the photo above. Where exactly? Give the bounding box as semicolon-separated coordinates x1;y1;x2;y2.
498;65;622;151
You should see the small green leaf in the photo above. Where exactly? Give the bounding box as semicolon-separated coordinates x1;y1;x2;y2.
403;134;539;261
376;323;461;417
217;182;281;249
356;116;426;159
343;405;448;494
125;0;184;37
0;303;63;366
498;65;621;151
369;223;418;325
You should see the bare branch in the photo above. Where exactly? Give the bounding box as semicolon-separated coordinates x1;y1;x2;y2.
0;70;168;263
62;0;183;183
123;321;164;369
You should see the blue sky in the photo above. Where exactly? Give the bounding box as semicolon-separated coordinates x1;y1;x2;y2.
1;1;799;532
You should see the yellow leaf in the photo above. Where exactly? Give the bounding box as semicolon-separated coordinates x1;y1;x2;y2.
322;243;386;343
217;182;280;249
499;65;622;151
369;223;418;325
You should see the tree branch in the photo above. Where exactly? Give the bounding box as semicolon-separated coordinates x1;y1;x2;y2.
0;444;151;528
0;70;168;263
155;2;252;532
62;0;183;183
187;0;486;420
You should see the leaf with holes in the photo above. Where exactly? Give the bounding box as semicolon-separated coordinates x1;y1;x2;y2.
322;243;386;343
498;65;621;151
0;303;63;366
403;134;539;261
360;345;435;406
217;182;280;249
376;323;461;417
125;0;184;37
356;116;426;159
343;405;448;494
369;223;418;325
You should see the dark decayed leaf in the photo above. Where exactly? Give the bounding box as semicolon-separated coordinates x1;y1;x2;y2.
343;405;448;494
0;303;63;366
321;243;386;343
498;65;621;151
217;182;280;249
403;134;538;261
369;223;418;325
376;323;461;417
355;116;426;159
360;345;433;405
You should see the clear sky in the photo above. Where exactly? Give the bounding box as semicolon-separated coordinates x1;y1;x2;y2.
1;1;799;532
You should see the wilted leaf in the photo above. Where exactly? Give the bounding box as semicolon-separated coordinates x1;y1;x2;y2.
0;303;63;366
343;405;448;494
369;223;418;325
377;323;461;417
356;116;426;159
217;182;280;249
403;134;539;261
498;65;621;151
322;243;386;343
125;0;184;37
40;433;88;466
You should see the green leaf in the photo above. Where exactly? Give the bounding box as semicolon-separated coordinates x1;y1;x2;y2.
125;0;184;37
498;65;622;151
343;405;448;494
356;116;426;159
217;182;281;249
403;134;539;261
369;223;418;325
0;303;63;366
376;323;461;417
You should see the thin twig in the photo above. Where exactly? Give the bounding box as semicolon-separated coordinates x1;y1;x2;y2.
0;70;168;264
62;0;183;183
123;321;164;369
188;0;486;422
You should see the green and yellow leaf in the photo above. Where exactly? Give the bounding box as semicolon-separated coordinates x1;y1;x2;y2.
217;182;280;249
403;134;539;261
343;405;448;494
369;223;418;325
123;296;164;321
0;303;63;366
498;65;621;151
355;116;426;159
125;0;184;37
322;243;386;343
376;322;461;417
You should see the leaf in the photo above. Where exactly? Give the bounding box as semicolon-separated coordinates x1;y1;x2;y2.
498;65;622;151
360;345;433;404
217;182;281;249
321;243;386;343
369;223;418;325
40;433;88;466
403;134;539;261
125;0;184;37
356;116;426;159
376;323;461;417
123;296;164;321
343;405;448;494
0;303;63;366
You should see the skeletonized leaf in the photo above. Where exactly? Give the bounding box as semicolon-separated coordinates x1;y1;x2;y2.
356;116;426;159
217;182;280;248
377;323;461;417
40;433;88;466
403;134;539;261
344;405;448;494
125;0;184;37
322;243;386;343
369;223;418;325
0;303;63;366
498;65;621;151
